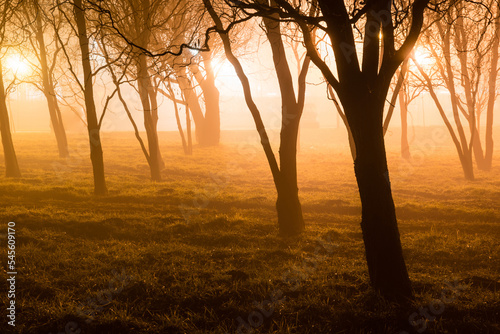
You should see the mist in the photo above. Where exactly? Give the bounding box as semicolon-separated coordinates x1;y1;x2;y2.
0;1;499;333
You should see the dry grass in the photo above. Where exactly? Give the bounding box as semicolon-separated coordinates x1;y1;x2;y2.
0;127;499;333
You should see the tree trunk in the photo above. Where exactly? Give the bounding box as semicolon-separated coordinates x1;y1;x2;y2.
0;61;21;178
484;6;500;171
276;119;304;236
398;88;411;160
344;92;412;300
263;15;305;236
176;66;206;145
148;83;165;169
414;57;475;181
472;128;488;171
137;54;162;181
35;5;69;158
74;0;107;195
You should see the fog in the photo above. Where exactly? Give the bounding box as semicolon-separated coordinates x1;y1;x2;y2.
1;0;499;333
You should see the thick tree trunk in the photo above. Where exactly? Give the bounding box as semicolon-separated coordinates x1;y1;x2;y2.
74;0;107;195
137;55;162;181
276;118;304;236
35;6;69;158
0;62;21;178
344;93;412;300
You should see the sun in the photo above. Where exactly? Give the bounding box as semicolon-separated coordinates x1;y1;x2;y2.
5;55;31;77
413;49;433;66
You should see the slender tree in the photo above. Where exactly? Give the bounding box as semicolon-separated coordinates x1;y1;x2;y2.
72;0;107;194
0;61;21;177
205;0;314;235
25;0;70;158
414;1;498;179
0;0;21;177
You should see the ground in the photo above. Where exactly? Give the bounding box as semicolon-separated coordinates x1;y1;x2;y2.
0;127;499;334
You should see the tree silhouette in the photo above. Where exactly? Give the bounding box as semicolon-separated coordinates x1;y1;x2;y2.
414;0;498;179
205;0;317;236
20;0;70;158
222;0;436;300
0;0;22;178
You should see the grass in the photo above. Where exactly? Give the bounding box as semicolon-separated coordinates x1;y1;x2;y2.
0;127;499;333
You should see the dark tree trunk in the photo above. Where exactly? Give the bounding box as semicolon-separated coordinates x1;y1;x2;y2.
137;54;162;181
0;61;21;178
264;15;305;236
276;120;304;235
74;0;107;195
344;91;412;300
35;10;69;158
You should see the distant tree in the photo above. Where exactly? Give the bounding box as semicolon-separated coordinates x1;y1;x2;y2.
0;0;22;178
89;0;222;148
20;0;70;158
414;0;498;179
189;51;221;146
173;50;222;147
384;57;424;160
93;0;169;181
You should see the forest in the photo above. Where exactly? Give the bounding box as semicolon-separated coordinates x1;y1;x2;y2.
0;0;499;333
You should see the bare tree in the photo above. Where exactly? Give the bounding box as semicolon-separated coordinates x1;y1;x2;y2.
221;0;440;300
384;57;424;160
204;0;316;235
414;0;498;179
20;0;70;158
0;0;22;177
54;0;108;194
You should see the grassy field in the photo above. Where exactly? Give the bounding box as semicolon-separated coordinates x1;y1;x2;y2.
0;127;499;334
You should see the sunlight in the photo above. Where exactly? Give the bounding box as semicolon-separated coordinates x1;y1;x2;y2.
214;59;243;95
5;55;32;78
413;49;433;66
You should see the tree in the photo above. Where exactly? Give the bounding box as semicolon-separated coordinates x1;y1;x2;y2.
414;0;498;179
91;0;222;148
384;57;424;160
93;0;168;181
174;51;222;147
224;0;437;300
0;0;22;178
204;0;315;236
60;0;108;195
21;0;70;158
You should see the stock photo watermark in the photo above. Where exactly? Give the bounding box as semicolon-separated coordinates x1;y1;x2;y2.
6;221;17;327
48;268;134;334
230;234;339;334
399;279;467;334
